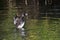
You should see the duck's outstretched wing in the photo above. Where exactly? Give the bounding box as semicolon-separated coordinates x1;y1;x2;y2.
17;22;25;28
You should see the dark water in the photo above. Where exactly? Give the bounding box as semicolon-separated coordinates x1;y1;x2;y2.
39;0;60;18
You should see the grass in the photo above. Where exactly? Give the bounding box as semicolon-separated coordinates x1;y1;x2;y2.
1;17;60;40
25;18;60;40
